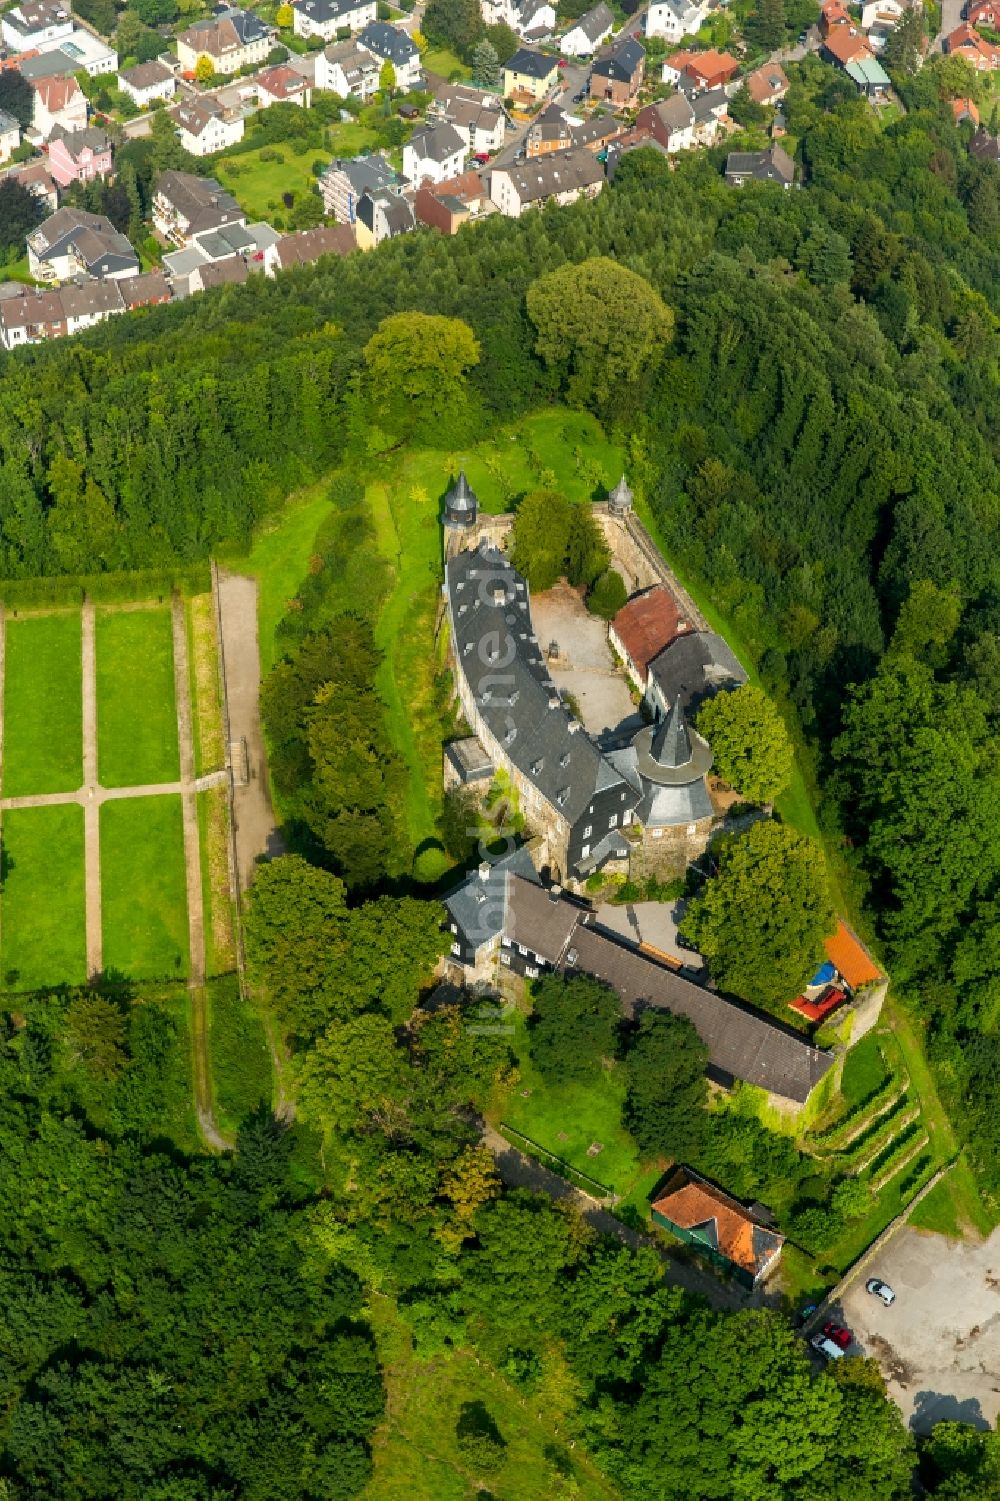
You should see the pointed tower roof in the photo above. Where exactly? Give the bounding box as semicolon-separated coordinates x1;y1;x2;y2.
446;469;477;511
608;473;633;512
650;695;692;769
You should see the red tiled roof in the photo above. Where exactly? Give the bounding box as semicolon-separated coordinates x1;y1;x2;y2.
611;585;688;681
652;1168;784;1278
951;95;980;123
824;25;872;63
824;920;882;989
683;48;738;84
789;985;847;1023
31;75;82;110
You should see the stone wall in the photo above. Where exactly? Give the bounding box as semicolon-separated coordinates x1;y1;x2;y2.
630;815;714;880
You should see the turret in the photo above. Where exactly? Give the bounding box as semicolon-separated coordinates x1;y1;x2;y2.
443;470;478;529
608;473;633;516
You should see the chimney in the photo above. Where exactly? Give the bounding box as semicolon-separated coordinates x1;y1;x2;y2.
567;720;580;734
478;862;490;881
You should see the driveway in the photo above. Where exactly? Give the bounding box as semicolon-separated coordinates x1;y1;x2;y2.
931;0;963;49
529;582;639;744
835;1224;1000;1433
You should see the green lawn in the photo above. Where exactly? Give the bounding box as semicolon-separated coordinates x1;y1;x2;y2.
839;1031;890;1109
215;128;377;221
96;608;180;787
421;45;471;80
100;796;189;981
3;612;82;795
495;1012;646;1199
364;1297;620;1501
0;805;87;991
206;973;272;1135
238;478;334;674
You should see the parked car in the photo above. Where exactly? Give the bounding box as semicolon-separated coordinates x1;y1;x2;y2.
474;151;490;163
810;1334;845;1361
866;1278;896;1305
822;1321;852;1350
558;56;568;66
573;88;586;101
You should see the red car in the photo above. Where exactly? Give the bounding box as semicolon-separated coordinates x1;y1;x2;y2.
558;57;568;66
474;151;490;163
822;1321;852;1350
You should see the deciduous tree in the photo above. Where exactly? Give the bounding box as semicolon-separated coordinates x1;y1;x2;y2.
696;684;794;805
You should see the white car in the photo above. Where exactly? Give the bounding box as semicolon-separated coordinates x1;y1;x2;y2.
866;1278;896;1305
810;1334;845;1361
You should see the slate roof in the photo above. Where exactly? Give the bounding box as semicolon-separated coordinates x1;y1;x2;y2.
58;278;123;318
296;0;369;22
178;6;269;56
648;630;746;714
0;109;18;135
592;37;645;80
651;1166;784;1278
444;847;540;952
272;224;355;267
359;20;418;62
725;145;795;183
356;186;415;236
506;875;834;1102
446;544;631;832
505;45;558;78
119;58;174;88
48;124;110;155
323;152;397;194
566;1;614;42
496;147;604;202
408;121;467;164
28;208;137;274
155;170;243;234
119;270;171;307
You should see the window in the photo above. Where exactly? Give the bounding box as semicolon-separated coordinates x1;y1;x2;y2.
652;828;662;839
608;814;618;828
581;845;590;859
501;953;511;967
526;965;538;978
450;922;458;934
451;942;461;956
687;823;697;835
583;825;592;838
518;944;528;955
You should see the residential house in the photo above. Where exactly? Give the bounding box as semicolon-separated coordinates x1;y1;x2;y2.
0;109;19;164
119;270;172;310
152;170;245;245
952;95;980;124
944;20;1000;66
59;278;125;336
489;145;604;215
24;28;118;77
0;286;66;348
482;0;556;39
970;125;1000;158
967;0;1000;25
430;82;506;154
256;62;312;107
28;206;139;281
402;121;468;184
176;9;272;75
724;144;796;185
503;46;559;101
821;22;875;69
662;46;738;89
819;0;853;32
1;0;71;53
635;93;696;151
845;52;891;93
173;97;245;156
415;168;494;231
561;1;613;55
443;846;540;976
589;37;645;104
651;1168;785;1287
292;0;375;40
861;0;904;45
525;101;572;155
358;22;421;87
571;113;624;151
47;126;113;188
0;158;59;212
190;256;249;293
117;59;177;107
320;151;398;220
645;629;746;720
162;219;275;293
645;0;708;42
30;75;87;139
743;61;789;106
690;85;729;144
354;185;416;246
315;38;380;97
609;585;690;692
263;222;355;273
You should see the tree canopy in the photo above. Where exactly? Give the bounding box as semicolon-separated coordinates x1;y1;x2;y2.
696;684;794;804
529;973;620;1084
622;1009;709;1158
510;489;608;593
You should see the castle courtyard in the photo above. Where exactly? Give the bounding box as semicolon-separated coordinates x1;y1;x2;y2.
529;581;641;746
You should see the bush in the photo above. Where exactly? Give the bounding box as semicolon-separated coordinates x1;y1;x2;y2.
377;0;391;13
455;1402;506;1476
587;567;627;619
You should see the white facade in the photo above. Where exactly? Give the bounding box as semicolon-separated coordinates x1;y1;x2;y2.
292;0;375;40
560;9;612;55
0;114;19;164
645;0;707;41
481;0;555;37
315;40;381;97
35;27;118;75
117;63;177;107
402;129;468;185
0;0;72;52
177;109;244;156
31;78;88;140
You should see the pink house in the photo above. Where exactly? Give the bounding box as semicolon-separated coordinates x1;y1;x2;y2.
47;125;113;188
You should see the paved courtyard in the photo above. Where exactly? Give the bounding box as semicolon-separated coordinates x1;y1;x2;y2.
529;583;639;745
836;1223;1000;1433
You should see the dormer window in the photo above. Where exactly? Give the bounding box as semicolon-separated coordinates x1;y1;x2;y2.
510;690;519;704
463;642;473;656
559;752;570;769
531;757;544;775
556;787;569;807
504;727;516;745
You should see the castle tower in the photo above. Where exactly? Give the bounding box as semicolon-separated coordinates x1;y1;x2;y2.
443;470;479;530
608;473;634;516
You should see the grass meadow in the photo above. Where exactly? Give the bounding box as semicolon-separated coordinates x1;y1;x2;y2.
3;612;82;795
0;805;86;990
96;608;179;786
101;796;189;980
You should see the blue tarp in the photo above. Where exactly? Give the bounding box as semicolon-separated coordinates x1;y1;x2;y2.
810;961;836;987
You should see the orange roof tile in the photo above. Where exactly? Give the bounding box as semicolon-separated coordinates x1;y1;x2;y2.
824;25;872;63
824;920;882;989
652;1168;783;1279
611;585;688;680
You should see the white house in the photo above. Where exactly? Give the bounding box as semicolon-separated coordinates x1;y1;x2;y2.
430;84;506;153
561;1;613;56
174;98;244;156
645;0;707;41
256;62;312;107
402;122;468;185
27;207;139;281
315;38;381;97
30;76;87;140
1;0;71;52
482;0;556;36
59;279;125;335
358;21;421;87
176;9;271;75
489;147;604;217
117;58;177;107
292;0;375;41
0;110;19;164
33;27;118;76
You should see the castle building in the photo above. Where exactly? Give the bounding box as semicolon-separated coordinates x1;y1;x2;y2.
443;469;479;531
607;694;715;877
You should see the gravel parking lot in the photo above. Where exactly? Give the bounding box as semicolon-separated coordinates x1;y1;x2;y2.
835;1224;1000;1433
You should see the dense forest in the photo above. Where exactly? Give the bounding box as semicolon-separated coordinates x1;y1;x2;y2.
1;55;1000;1498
